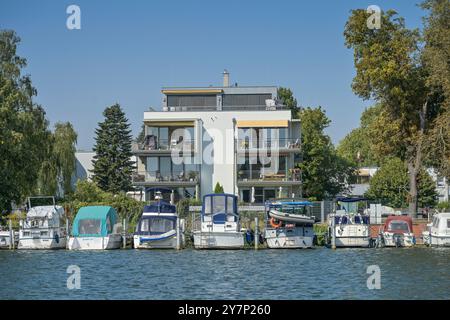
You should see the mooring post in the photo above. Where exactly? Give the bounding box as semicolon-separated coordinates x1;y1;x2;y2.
65;218;69;248
321;201;325;223
331;215;336;250
9;218;13;250
254;217;259;250
122;218;127;249
176;218;181;250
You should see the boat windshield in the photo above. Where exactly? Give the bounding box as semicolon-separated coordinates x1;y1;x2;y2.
204;195;235;215
388;221;410;232
139;217;175;234
78;219;102;235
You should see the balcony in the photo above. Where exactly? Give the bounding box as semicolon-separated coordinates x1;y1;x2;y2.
160;105;287;112
236;169;301;187
132;138;194;155
132;170;199;187
237;138;300;153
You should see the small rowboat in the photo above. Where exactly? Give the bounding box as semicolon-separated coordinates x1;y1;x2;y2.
269;209;315;225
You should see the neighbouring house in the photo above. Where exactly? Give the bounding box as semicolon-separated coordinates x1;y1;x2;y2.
348;166;449;203
132;71;302;203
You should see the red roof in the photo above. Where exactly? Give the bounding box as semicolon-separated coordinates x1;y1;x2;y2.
382;215;413;233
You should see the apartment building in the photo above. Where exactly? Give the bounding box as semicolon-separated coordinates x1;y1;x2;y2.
132;71;302;203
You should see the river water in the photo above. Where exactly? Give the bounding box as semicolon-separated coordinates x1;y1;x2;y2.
0;247;448;300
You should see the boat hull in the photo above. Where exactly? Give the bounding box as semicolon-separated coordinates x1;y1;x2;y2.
68;234;122;250
193;231;244;249
133;234;184;249
265;227;314;248
382;232;415;247
0;232;18;249
18;237;66;249
423;233;450;246
334;237;370;248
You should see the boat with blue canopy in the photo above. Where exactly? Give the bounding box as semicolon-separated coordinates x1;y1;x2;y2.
68;206;122;250
264;199;315;248
133;195;184;249
326;197;371;248
193;193;244;249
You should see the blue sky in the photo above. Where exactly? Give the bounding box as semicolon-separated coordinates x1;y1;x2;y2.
0;0;425;150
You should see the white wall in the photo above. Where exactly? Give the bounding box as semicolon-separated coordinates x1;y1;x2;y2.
143;110;293;195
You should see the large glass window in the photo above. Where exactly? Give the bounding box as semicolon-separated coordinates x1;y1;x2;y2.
78;219;101;235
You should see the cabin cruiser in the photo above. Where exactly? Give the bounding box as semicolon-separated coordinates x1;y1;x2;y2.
18;197;67;249
68;206;122;250
133;197;184;249
326;197;371;248
378;215;415;247
264;200;315;249
423;212;450;247
193;193;244;249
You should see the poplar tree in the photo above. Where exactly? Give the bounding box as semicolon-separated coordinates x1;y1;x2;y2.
92;104;135;193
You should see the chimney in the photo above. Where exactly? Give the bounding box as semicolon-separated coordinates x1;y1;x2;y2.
222;69;230;87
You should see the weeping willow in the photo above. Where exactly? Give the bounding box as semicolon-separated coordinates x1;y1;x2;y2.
37;122;77;197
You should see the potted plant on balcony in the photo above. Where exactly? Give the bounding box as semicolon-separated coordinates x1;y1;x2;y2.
187;171;197;182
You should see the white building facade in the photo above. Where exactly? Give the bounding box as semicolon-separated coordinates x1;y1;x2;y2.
133;74;302;203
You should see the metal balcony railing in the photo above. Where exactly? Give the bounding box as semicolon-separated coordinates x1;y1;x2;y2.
237;138;300;150
133;139;195;152
132;170;199;183
236;169;301;182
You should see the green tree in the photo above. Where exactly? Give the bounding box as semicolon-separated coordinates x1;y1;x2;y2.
365;158;437;208
38;122;78;196
299;107;355;199
344;6;447;216
337;105;382;166
92;104;135;193
214;182;224;194
278;87;299;117
0;30;51;213
421;0;450;178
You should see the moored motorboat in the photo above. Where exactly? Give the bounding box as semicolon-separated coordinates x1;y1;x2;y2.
423;212;450;247
133;195;184;249
264;200;315;249
378;215;415;247
68;206;122;250
326;197;371;248
0;229;18;249
18;197;67;250
193;193;244;249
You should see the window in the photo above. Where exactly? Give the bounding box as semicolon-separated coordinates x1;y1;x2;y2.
106;217;112;233
226;196;235;214
213;196;226;214
447;219;450;229
140;219;149;232
40;231;48;237
149;218;175;234
388;221;410;232
78;219;102;235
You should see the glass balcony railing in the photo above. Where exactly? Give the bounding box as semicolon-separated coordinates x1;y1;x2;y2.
236;169;301;182
132;170;199;183
237;138;300;150
132;139;195;152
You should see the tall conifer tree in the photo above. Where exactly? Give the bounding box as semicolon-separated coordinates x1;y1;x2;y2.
92;104;134;193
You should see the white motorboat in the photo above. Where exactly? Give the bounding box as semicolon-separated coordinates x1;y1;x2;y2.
264;200;315;249
18;197;67;250
68;206;122;250
0;229;18;249
423;212;450;247
133;196;184;249
327;197;371;248
193;193;244;249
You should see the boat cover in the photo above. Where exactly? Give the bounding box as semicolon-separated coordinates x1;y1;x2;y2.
143;200;176;213
72;206;118;237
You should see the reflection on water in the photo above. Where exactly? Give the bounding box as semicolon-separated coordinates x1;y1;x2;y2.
0;247;448;299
